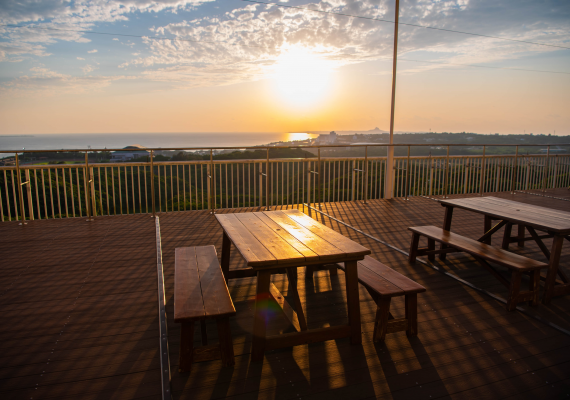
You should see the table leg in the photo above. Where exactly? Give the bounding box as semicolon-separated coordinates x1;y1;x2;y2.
251;270;271;362
439;205;454;260
344;260;361;344
518;224;525;247
501;223;513;250
542;235;565;305
483;216;492;245
286;267;308;331
221;231;231;281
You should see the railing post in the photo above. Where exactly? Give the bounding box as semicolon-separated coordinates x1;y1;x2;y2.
208;149;214;214
542;146;550;193
318;147;321;205
349;160;356;201
15;153;27;225
90;166;97;217
443;145;450;198
84;152;94;221
24;168;34;220
405;145;410;200
265;149;270;210
150;150;156;217
525;154;531;190
364;146;369;204
495;159;501;193
428;153;434;197
479;146;486;196
510;146;519;194
463;158;469;194
385;146;394;199
553;155;559;189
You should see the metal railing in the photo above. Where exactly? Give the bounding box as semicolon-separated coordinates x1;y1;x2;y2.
1;144;569;223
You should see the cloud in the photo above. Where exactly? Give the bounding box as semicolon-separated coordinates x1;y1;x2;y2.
77;57;85;60
118;0;569;88
81;64;97;73
0;66;127;97
113;38;119;41
87;49;98;53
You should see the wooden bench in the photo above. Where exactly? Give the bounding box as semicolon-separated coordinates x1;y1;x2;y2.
174;246;236;373
408;226;549;311
337;256;426;342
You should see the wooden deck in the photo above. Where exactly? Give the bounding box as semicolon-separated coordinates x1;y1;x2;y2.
1;189;569;399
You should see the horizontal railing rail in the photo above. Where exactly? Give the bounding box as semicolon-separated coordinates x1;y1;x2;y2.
1;144;569;223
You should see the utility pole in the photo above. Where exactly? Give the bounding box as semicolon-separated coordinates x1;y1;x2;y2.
384;0;400;199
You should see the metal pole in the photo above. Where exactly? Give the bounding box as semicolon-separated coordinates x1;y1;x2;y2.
444;145;450;198
266;148;269;210
150;150;156;217
405;145;410;200
364;146;369;204
15;153;27;225
510;145;519;194
479;146;486;196
384;0;400;200
210;149;214;214
542;145;550;193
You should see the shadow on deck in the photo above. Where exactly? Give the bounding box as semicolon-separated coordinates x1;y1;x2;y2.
1;189;569;399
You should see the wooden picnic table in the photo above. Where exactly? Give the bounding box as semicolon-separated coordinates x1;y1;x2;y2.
439;196;570;304
215;209;371;361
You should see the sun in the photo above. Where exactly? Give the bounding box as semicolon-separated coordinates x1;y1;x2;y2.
272;47;333;108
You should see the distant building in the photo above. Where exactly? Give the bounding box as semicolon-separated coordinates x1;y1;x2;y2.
110;145;149;162
317;131;337;144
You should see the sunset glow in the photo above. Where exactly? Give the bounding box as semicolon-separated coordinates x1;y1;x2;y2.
273;47;333;109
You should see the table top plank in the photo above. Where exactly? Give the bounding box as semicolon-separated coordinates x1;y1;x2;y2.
282;209;371;257
440;197;570;234
480;197;570;221
174;247;205;322
195;246;236;318
233;213;306;265
261;210;351;262
252;212;321;263
215;214;277;267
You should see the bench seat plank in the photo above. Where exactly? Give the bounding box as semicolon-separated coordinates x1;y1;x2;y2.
174;247;205;323
408;226;547;271
338;256;425;298
195;246;236;318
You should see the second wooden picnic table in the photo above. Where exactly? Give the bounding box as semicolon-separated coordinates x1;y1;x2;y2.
215;209;371;361
439;196;570;304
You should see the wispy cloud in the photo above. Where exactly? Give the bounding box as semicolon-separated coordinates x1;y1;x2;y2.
87;49;98;53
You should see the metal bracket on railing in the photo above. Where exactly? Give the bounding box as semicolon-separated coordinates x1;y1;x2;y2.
309;171;319;175
20;181;29;186
260;172;267;177
354;169;364;172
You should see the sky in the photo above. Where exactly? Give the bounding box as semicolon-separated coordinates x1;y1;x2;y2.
0;0;569;135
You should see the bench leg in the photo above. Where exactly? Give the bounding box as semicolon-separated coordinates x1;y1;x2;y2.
373;297;391;342
216;317;235;367
405;293;418;337
529;270;540;307
408;233;420;264
427;239;435;262
179;321;195;373
507;271;522;311
502;223;513;250
200;320;208;345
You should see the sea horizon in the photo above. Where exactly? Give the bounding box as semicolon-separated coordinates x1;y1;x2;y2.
0;132;321;152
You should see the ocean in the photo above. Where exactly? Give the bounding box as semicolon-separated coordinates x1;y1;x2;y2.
0;132;318;153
